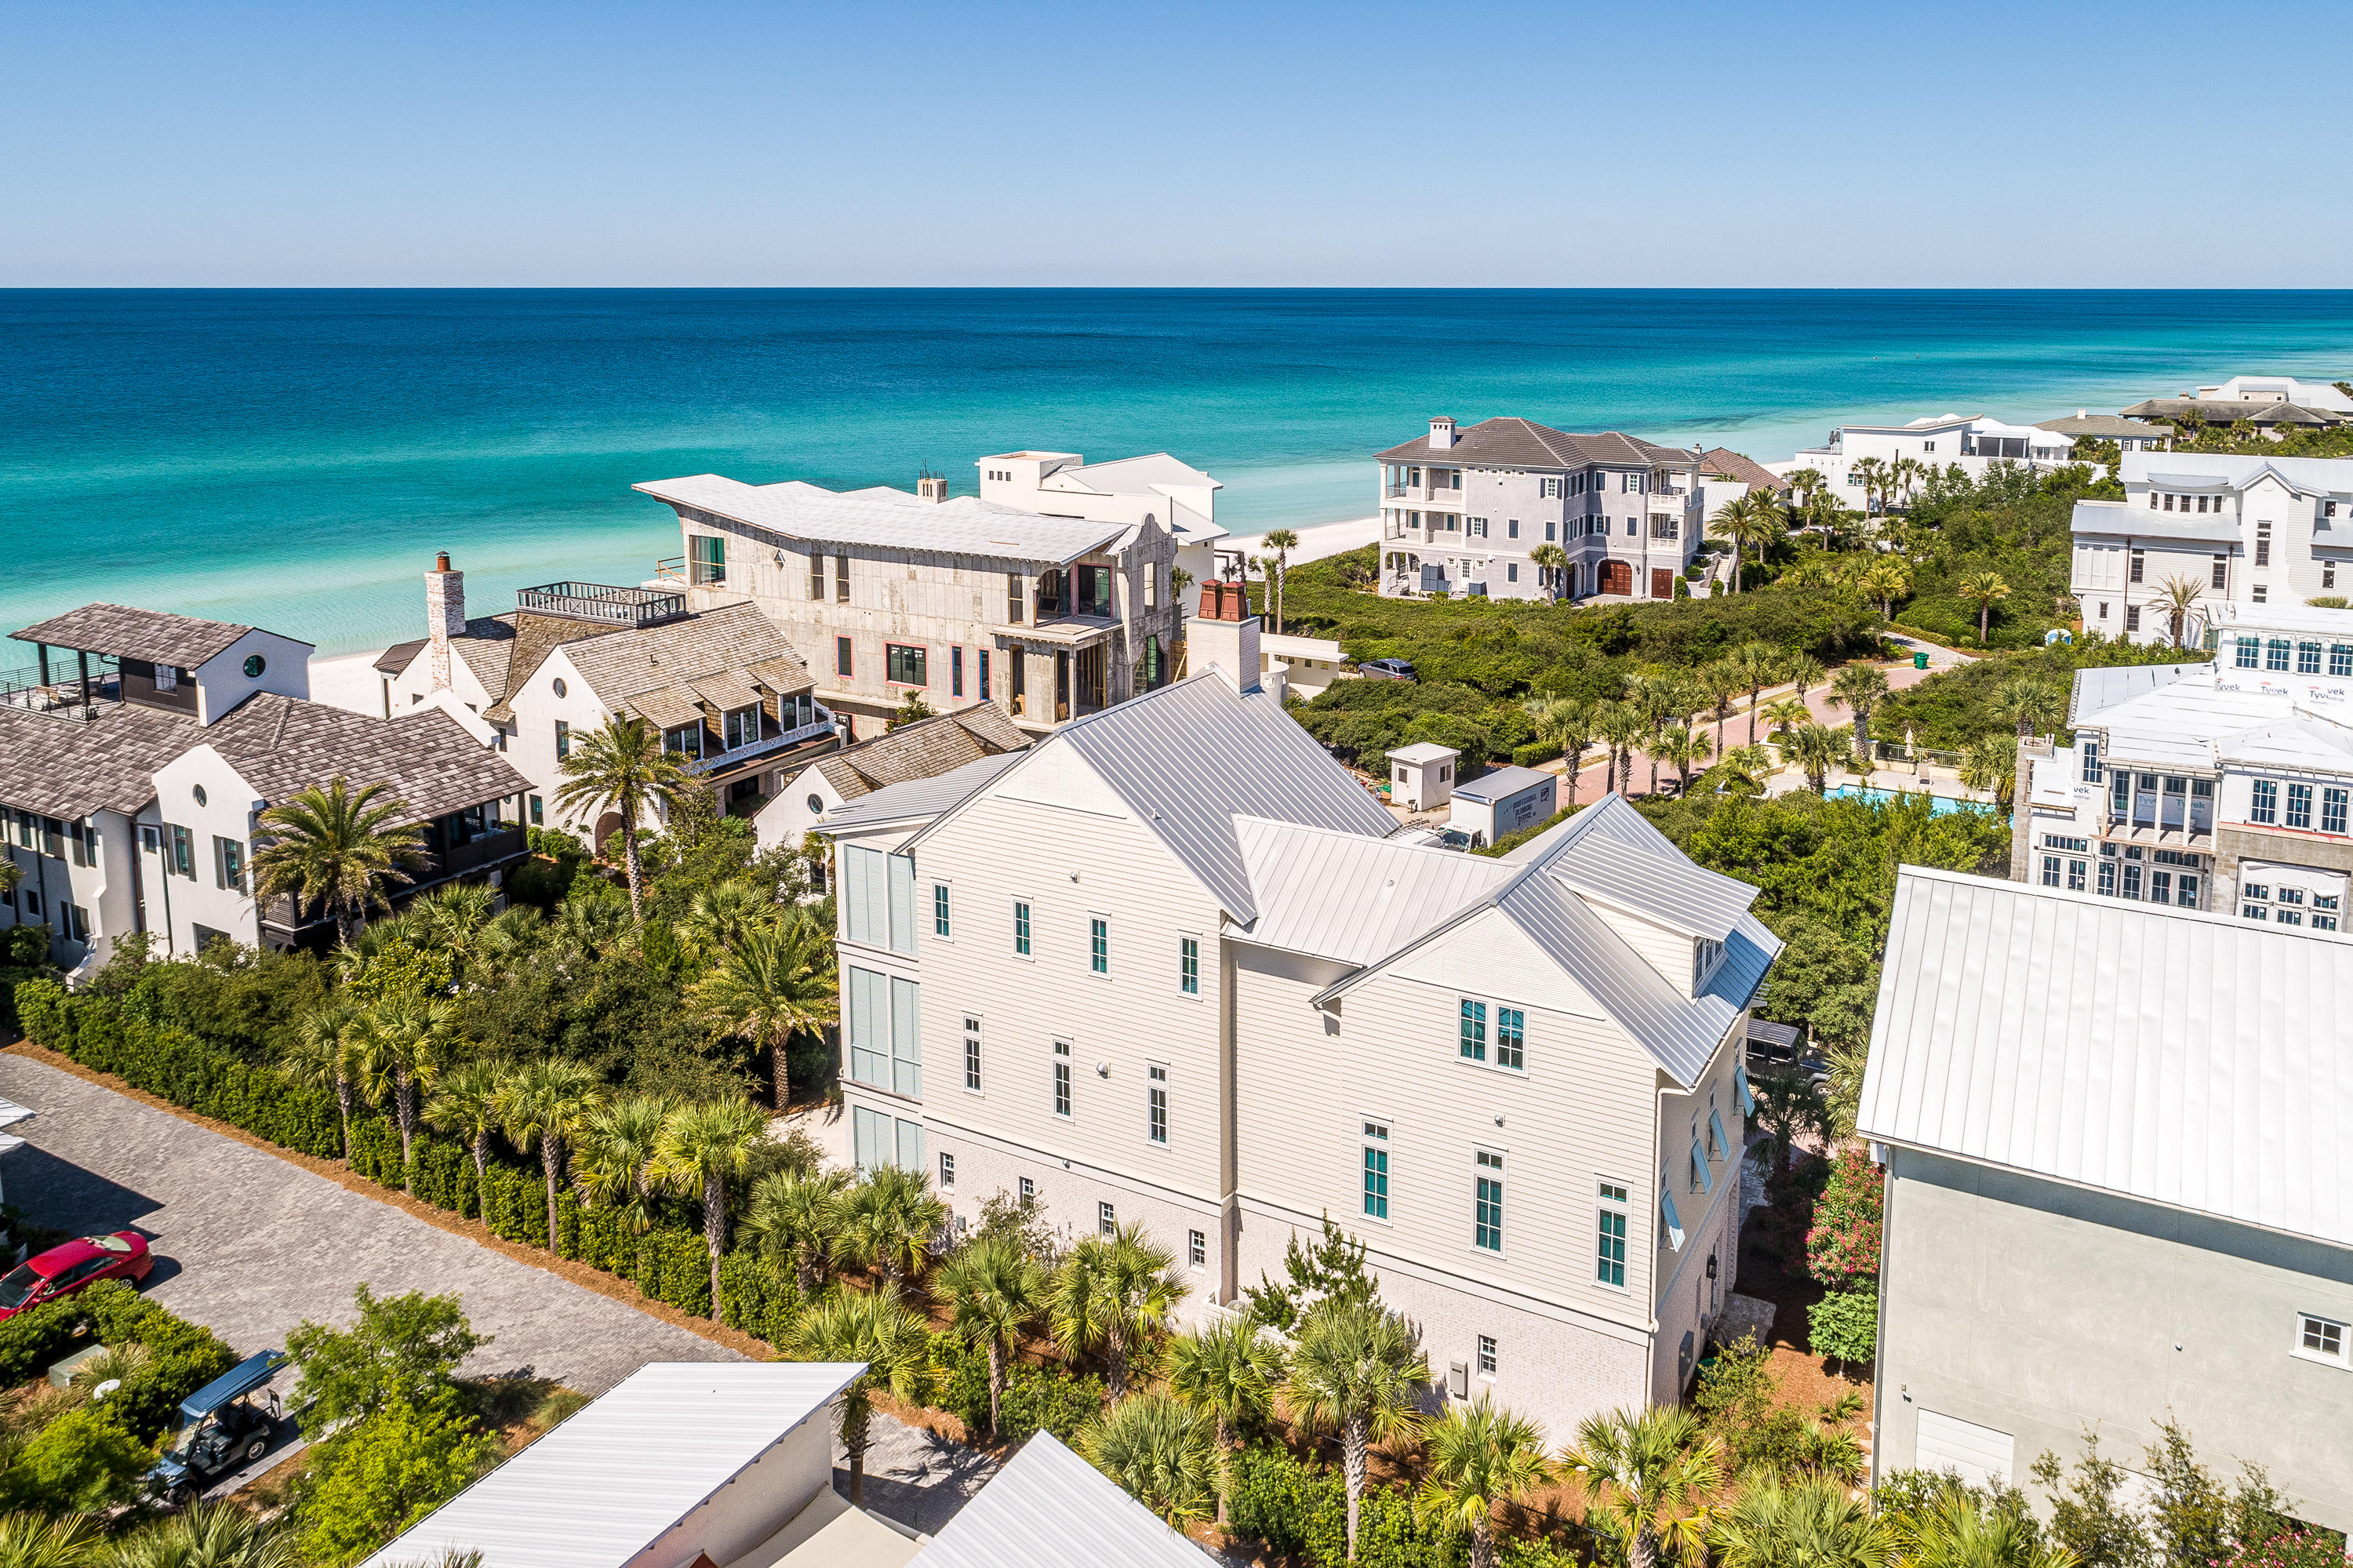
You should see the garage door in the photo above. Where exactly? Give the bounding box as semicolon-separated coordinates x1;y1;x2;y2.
1915;1410;2015;1488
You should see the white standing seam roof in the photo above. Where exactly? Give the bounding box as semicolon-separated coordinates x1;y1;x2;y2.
2069;497;2239;544
1549;808;1759;941
2122;449;2353;496
1228;817;1516;965
355;1362;862;1568
1857;866;2353;1250
906;1432;1213;1568
822;751;1028;832
2072;666;2353;765
635;475;1128;565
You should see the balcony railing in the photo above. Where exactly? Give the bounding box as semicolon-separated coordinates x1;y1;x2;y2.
515;582;689;629
683;708;836;777
0;661;122;723
431;825;529;880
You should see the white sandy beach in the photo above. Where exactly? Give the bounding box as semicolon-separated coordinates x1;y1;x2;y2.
308;648;391;716
1220;515;1380;567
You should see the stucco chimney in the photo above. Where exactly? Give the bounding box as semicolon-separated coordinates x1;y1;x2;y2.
916;469;948;503
1428;417;1457;451
2078;409;2088;419
1187;606;1261;697
426;551;465;693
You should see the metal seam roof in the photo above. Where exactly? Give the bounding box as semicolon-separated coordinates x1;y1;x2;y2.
635;475;1126;565
907;1432;1213;1567
822;751;1027;831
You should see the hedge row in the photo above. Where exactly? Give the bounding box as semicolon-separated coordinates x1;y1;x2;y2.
1227;1444;1579;1567
932;1335;1104;1446
16;982;340;1159
0;1279;237;1444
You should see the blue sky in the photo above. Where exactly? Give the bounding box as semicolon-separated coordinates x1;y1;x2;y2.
8;0;2350;286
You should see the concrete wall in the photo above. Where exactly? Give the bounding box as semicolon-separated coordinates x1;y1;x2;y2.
1874;1146;2353;1532
1378;456;1701;602
147;746;268;955
0;808;141;971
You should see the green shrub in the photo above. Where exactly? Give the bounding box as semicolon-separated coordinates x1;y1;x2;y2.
1808;1287;1879;1369
0;1282;235;1443
996;1362;1104;1446
718;1252;800;1345
1227;1444;1337;1557
295;1399;498;1564
1510;741;1562;767
0;1406;151;1514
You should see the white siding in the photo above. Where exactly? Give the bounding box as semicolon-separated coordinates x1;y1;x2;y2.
1915;1410;2017;1490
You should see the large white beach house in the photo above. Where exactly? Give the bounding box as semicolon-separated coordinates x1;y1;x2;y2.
1374;417;1705;602
818;607;1777;1437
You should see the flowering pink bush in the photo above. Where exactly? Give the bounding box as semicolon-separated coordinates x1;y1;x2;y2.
2231;1531;2351;1568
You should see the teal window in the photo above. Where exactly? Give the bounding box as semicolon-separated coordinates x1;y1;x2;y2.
529;795;543;826
2268;638;2291;671
1053;1041;1071;1116
1474;1151;1504;1251
1597;1182;1629;1286
689;534;726;585
554;719;570;759
963;1016;982;1091
886;643;929;686
1362;1122;1390;1220
2237;637;2259;669
1014;901;1031;955
933;883;951;937
2334;645;2353;678
1180;937;1199;995
2300;642;2323;675
2289;783;2314;830
1459;999;1486;1062
2326;788;2348;835
1148;1065;1168;1144
2252;780;2278;824
1091;918;1108;973
1496;1007;1525;1070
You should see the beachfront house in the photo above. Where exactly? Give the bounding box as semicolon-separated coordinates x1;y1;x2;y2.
1859;867;2352;1534
2013;602;2353;919
818;626;1777;1440
377;555;836;844
635;472;1184;740
976;449;1227;609
1769;413;2075;508
1693;447;1791;526
750;702;1029;851
2118;378;2351;442
2068;452;2353;642
1374;417;1706;602
2033;412;2174;454
0;603;529;969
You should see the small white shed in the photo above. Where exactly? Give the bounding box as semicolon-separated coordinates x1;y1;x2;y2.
1386;742;1458;811
1449;765;1559;846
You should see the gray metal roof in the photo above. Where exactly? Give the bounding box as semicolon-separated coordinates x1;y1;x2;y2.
1230;817;1515;964
1550;804;1760;941
1857;867;2353;1250
2120;450;2353;496
820;751;1027;831
2068;661;2208;725
1453;764;1555;803
635;475;1128;565
358;1362;864;1568
2069;497;2239;544
907;1431;1214;1568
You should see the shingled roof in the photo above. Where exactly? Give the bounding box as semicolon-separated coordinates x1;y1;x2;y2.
9;604;279;668
0;702;203;817
202;693;531;822
1373;417;1694;470
815;704;1030;802
1697;448;1788;491
558;602;809;712
2120;398;2346;428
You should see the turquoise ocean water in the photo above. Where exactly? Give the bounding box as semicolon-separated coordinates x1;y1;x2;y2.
4;289;2350;654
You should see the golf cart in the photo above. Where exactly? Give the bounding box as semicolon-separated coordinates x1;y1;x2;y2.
147;1349;285;1504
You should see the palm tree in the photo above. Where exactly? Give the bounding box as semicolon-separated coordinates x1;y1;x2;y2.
1989;678;2065;741
1417;1394;1555;1568
741;1168;852;1296
678;880;777;957
1594;700;1645;798
1263;529;1300;631
1282;1299;1428;1562
352;995;455;1170
1728;642;1782;747
282;999;363;1161
1826;664;1891;766
1168;1315;1285;1529
410;883;496;986
1959;733;2020;809
1657;724;1712;795
935;1235;1050;1439
1567;1406;1724;1568
249;779;426;945
1693;660;1743;754
1785;723;1846;795
1752;1066;1827;1181
0;1512;101;1568
2151;573;2206;647
1529;543;1570;600
781;1286;930;1507
552;716;696;919
423;1060;507;1204
496;1058;605;1253
1078;1392;1218;1528
1710;1477;1893;1568
1716;744;1774;795
1781;653;1825;704
1050;1222;1187;1402
689;913;836;1110
840;1164;950;1286
1891;455;1926;511
102;1504;299;1568
656;1097;771;1313
1956;569;2011;644
1760;695;1813;739
1784;468;1827;507
1902;1492;2078;1568
1539;701;1597;811
1715;492;1783;592
1859;557;1912;620
569;1093;675;1235
1850;457;1889;517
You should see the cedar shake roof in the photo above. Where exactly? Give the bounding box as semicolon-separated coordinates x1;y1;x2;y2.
374;639;427;676
0;702;203;817
814;704;1030;802
2034;415;2175;439
558;602;808;714
2120;398;2346;427
202;693;531;823
1697;448;1789;491
1373;417;1695;471
9;604;277;668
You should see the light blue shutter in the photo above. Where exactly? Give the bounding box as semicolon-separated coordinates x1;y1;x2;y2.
887;853;917;954
847;967;889;1086
1689;1137;1713;1194
842;846;887;946
1659;1176;1685;1250
890;976;922;1100
853;1106;888;1173
895;1117;925;1173
1710;1108;1731;1161
1734;1061;1756;1116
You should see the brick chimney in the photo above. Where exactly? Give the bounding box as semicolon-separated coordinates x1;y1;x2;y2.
426;551;465;692
1428;416;1457;451
1187;584;1260;696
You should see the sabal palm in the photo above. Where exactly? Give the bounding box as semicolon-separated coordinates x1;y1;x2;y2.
569;1093;675;1235
353;995;456;1169
1657;724;1712;795
1697;660;1744;752
1050;1222;1187;1402
740;1168;852;1295
840;1165;949;1286
1786;722;1846;794
1902;1493;2077;1568
249;778;425;944
552;716;695;919
935;1236;1051;1438
104;1502;299;1568
1282;1300;1428;1562
423;1060;507;1202
1781;653;1825;701
1860;557;1911;619
2151;573;2206;647
1826;664;1891;763
282;998;363;1162
495;1058;605;1254
1956;569;2011;643
1850;457;1888;515
1078;1391;1217;1528
0;1512;101;1568
1710;1477;1893;1568
1753;1066;1827;1180
655;1097;771;1313
1728;642;1781;746
689;913;836;1110
1168;1316;1285;1528
1567;1405;1724;1568
410;882;496;986
1715;492;1782;592
1529;700;1596;810
781;1286;929;1507
1594;700;1646;798
1990;677;2064;740
1958;733;2020;808
1264;528;1300;631
1785;467;1827;505
1760;695;1812;737
1718;744;1773;795
1529;543;1569;598
1417;1394;1554;1568
678;880;776;957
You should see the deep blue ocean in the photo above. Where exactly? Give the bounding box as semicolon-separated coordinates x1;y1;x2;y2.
5;289;2350;653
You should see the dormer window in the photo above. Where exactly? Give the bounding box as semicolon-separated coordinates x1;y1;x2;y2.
1691;937;1725;992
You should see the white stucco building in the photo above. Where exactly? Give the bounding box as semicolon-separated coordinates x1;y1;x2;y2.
2192;375;2353;413
1373;417;1705;602
818;637;1777;1439
1770;413;2076;507
976;450;1227;608
2069;452;2353;643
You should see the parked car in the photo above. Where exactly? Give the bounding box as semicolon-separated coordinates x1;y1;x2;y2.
0;1232;154;1319
1745;1019;1831;1089
1355;657;1417;682
148;1350;287;1505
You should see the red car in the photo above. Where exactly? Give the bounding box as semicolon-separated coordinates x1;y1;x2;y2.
0;1232;153;1319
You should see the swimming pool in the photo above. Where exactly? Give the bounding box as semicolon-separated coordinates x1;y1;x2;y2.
1823;784;1991;816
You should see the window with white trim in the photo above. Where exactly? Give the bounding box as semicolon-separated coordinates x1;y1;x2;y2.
963;1015;983;1093
1180;936;1200;995
1597;1181;1629;1286
2297;1312;2348;1367
1362;1121;1390;1221
1477;1334;1497;1377
1474;1151;1504;1252
1018;1176;1035;1203
933;882;952;938
1188;1229;1206;1269
1053;1040;1071;1117
939;1152;955;1188
1099;1201;1117;1238
1459;999;1486;1062
1147;1064;1169;1145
